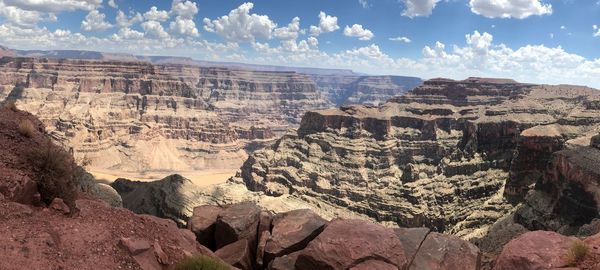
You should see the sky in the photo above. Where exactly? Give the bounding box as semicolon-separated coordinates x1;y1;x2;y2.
0;0;599;87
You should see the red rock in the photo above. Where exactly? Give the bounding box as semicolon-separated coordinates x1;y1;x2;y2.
409;232;480;270
215;239;253;270
268;251;300;270
264;209;326;264
50;198;70;214
257;231;271;269
215;202;261;250
295;219;408;270
394;227;430;262
258;211;272;239
119;237;151;255
494;231;578;270
349;260;398;270
188;205;222;250
153;242;170;265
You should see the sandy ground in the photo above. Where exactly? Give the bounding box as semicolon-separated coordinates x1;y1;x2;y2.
90;168;237;187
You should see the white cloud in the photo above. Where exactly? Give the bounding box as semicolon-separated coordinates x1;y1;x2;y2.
402;0;441;18
2;0;101;12
0;1;52;28
274;17;301;40
469;0;552;19
560;25;566;30
107;0;117;9
203;2;276;42
81;10;113;32
171;0;198;19
144;6;169;22
141;20;169;39
309;11;340;36
115;10;143;28
389;36;412;43
169;17;199;37
358;0;370;8
594;25;600;37
111;27;143;41
343;24;374;41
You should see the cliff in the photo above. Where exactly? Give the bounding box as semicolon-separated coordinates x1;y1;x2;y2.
241;77;600;239
0;57;330;176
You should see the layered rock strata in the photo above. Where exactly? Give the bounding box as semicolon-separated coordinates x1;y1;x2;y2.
0;57;330;175
242;78;600;239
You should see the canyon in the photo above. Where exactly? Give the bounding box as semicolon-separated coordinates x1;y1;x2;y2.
0;56;420;184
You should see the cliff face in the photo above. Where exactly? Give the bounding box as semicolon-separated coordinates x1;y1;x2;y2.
0;57;330;175
242;77;600;239
311;74;422;106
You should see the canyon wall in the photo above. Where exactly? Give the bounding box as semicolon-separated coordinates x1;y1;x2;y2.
0;57;331;177
241;77;600;239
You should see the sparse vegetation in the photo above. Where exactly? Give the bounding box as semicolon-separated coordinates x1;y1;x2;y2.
565;240;589;266
174;255;230;270
26;141;78;212
18;119;35;138
3;101;17;111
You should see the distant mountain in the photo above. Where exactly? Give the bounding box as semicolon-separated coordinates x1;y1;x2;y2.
1;45;358;76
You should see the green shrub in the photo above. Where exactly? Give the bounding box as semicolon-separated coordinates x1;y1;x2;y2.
18;119;35;138
26;141;78;212
174;255;230;270
565;240;589;266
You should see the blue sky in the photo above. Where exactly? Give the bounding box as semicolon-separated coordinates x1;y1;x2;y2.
0;0;599;87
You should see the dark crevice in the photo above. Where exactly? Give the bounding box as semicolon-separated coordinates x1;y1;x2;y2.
406;230;431;270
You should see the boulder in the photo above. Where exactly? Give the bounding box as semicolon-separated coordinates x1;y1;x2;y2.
264;209;327;264
268;252;300;270
215;202;261;250
188;205;222;250
256;231;271;269
394;227;430;262
215;239;253;270
494;231;578;270
94;183;123;208
295;219;408;270
409;232;480;270
258;211;273;238
49;198;71;214
119;237;151;255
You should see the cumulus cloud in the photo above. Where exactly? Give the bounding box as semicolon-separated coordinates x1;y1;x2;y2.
169;17;199;37
116;10;143;28
273;17;301;40
144;6;169;22
309;11;340;36
402;0;441;18
81;10;113;32
111;27;144;41
2;0;101;12
203;2;276;42
469;0;552;19
107;0;117;9
594;25;600;37
171;0;198;19
343;24;374;40
141;20;169;39
0;1;54;28
389;36;412;43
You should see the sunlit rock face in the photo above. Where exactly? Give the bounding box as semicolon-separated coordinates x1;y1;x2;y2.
242;77;600;238
0;57;330;175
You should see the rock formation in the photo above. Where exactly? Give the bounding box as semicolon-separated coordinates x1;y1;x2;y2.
242;77;600;239
0;57;331;177
0;105;227;270
188;202;481;270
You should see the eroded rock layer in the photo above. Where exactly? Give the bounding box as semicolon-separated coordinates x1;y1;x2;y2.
242;77;600;239
0;57;330;175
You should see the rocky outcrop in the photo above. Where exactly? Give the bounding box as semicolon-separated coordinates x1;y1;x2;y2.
0;107;229;270
0;57;331;177
187;202;481;270
242;78;600;239
311;74;422;106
